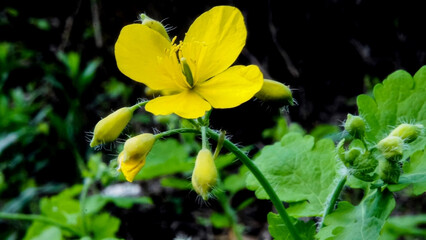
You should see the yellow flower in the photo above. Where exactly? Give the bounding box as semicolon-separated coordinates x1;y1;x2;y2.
90;107;134;147
192;149;218;200
115;6;263;119
117;133;156;182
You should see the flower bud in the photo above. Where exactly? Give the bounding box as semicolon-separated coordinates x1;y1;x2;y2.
389;123;423;143
379;160;400;184
377;136;404;161
117;133;156;182
191;149;218;200
344;147;362;166
344;114;366;138
139;13;171;41
90;107;134;147
255;79;293;104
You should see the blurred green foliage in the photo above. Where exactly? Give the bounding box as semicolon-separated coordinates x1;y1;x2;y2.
0;3;425;240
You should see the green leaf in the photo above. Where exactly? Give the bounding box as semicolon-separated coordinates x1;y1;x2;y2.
380;214;426;240
89;213;120;239
268;212;316;240
40;195;82;229
85;194;153;213
29;18;50;31
215;151;239;170
390;147;426;195
210;212;231;228
317;189;395;240
357;67;426;159
133;139;193;180
160;177;192;190
309;124;340;141
23;222;63;240
78;58;101;91
103;196;153;209
246;132;342;217
57;52;80;81
262;117;289;142
222;166;248;194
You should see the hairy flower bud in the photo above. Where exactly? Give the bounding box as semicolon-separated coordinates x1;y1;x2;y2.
139;13;171;41
379;160;401;184
344;114;366;139
191;149;218;200
389;123;423;143
117;133;156;182
377;136;404;161
255;79;293;104
90;107;134;147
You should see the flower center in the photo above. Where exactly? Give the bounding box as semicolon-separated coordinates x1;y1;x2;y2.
169;36;194;88
180;57;194;87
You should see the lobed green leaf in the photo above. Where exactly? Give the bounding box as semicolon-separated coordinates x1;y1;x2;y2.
246;132;342;217
317;189;395;240
268;212;316;240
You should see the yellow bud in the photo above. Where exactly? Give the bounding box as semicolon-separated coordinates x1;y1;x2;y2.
377;136;404;160
117;133;156;182
255;79;293;104
191;149;218;200
139;13;171;41
389;123;423;143
90;107;134;147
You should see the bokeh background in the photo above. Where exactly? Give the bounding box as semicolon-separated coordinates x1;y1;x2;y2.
1;0;425;239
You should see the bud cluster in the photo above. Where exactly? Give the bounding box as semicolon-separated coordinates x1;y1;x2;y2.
337;139;377;182
376;123;423;184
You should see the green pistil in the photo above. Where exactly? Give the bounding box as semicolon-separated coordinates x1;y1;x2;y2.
181;57;194;87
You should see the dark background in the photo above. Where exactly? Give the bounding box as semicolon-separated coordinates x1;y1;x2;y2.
1;0;425;239
3;0;426;143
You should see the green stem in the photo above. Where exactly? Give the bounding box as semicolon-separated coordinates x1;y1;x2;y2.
130;100;148;112
201;126;208;149
80;177;93;235
0;212;84;237
319;174;347;229
155;128;199;139
154;122;300;239
205;128;301;240
215;191;243;240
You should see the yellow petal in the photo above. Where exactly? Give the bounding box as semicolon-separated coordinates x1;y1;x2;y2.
181;6;247;83
115;24;187;91
194;65;263;108
119;153;147;182
145;90;211;119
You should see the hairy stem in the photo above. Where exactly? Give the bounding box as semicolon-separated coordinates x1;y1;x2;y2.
0;212;84;237
319;174;347;229
130;100;148;112
154;122;301;240
155;128;199;139
206;128;301;240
